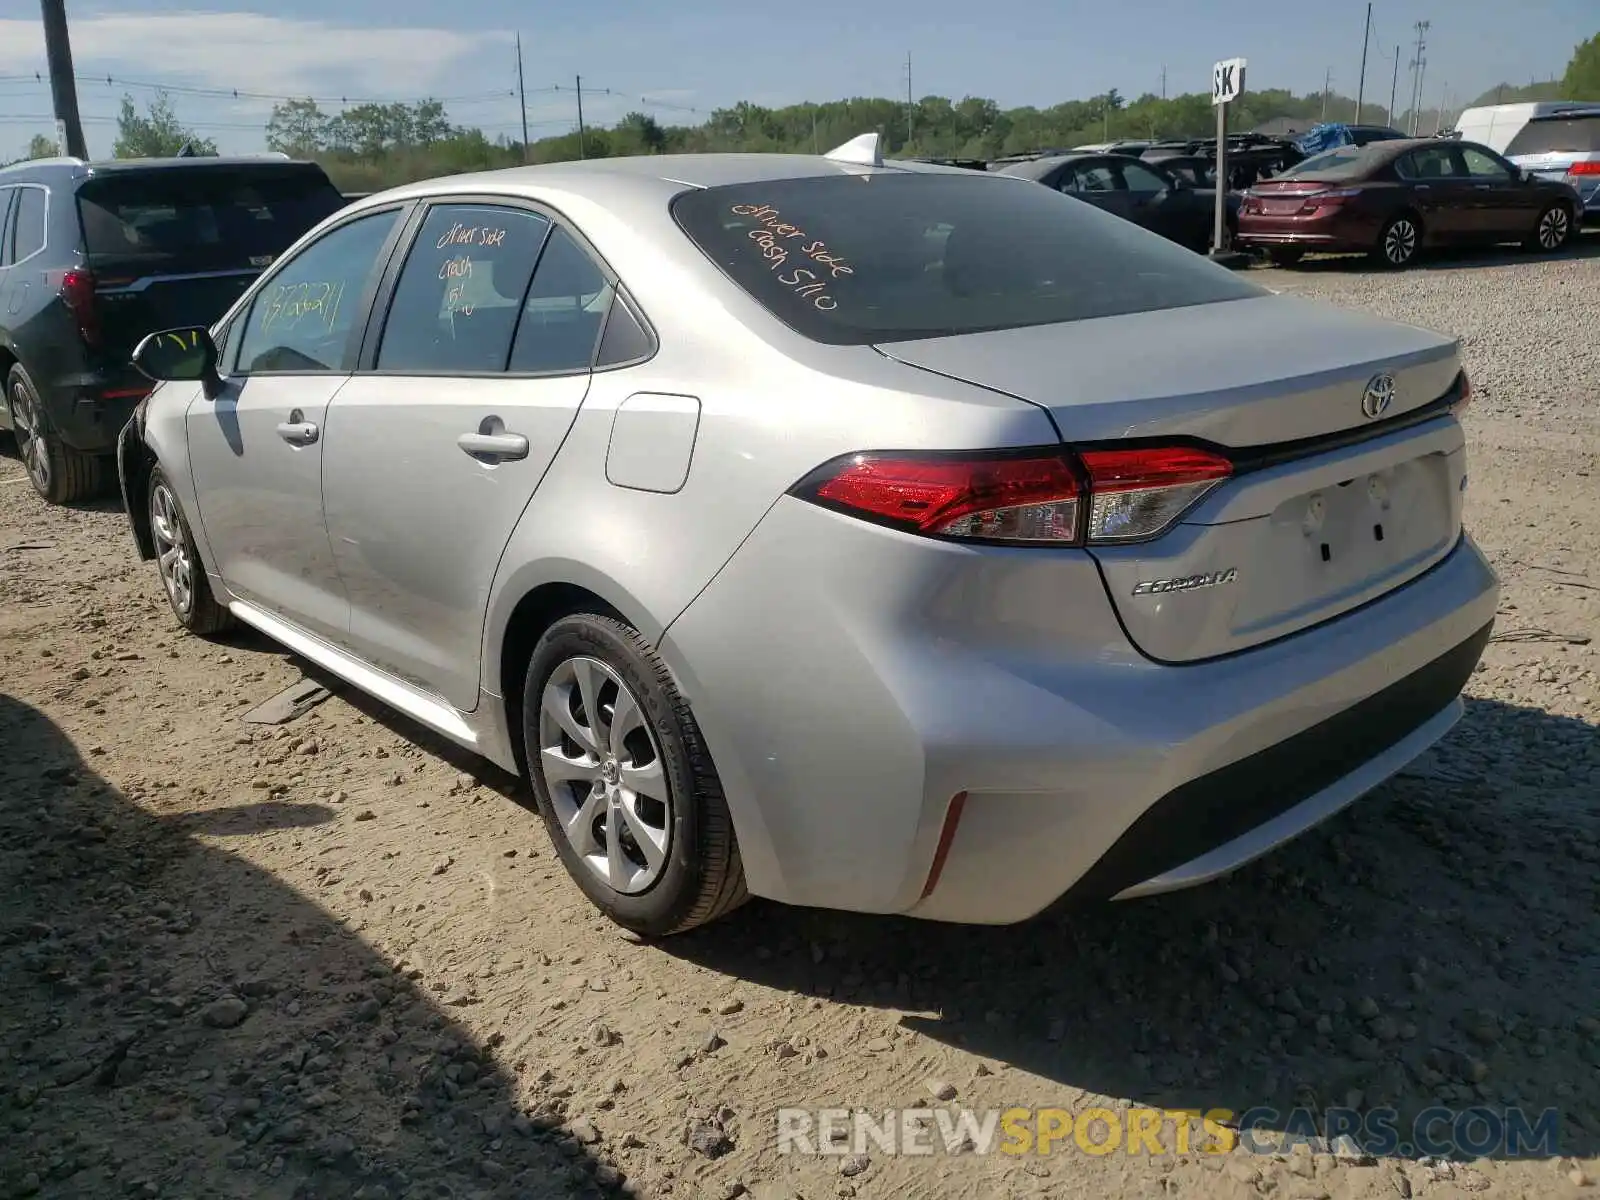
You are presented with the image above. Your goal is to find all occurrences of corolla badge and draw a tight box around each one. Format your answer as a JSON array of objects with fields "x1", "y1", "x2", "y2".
[
  {"x1": 1362, "y1": 373, "x2": 1396, "y2": 420},
  {"x1": 1131, "y1": 568, "x2": 1238, "y2": 596}
]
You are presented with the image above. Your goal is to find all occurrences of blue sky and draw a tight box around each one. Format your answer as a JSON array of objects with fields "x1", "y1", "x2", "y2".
[{"x1": 0, "y1": 0, "x2": 1593, "y2": 159}]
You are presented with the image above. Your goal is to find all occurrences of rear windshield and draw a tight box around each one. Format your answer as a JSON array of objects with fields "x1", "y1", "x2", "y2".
[
  {"x1": 1504, "y1": 116, "x2": 1600, "y2": 157},
  {"x1": 1276, "y1": 146, "x2": 1380, "y2": 178},
  {"x1": 75, "y1": 166, "x2": 346, "y2": 270},
  {"x1": 670, "y1": 172, "x2": 1262, "y2": 345}
]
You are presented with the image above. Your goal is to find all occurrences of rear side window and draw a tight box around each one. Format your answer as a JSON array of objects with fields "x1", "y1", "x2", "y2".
[
  {"x1": 11, "y1": 187, "x2": 46, "y2": 261},
  {"x1": 0, "y1": 189, "x2": 14, "y2": 267},
  {"x1": 1504, "y1": 116, "x2": 1600, "y2": 156},
  {"x1": 507, "y1": 227, "x2": 613, "y2": 374},
  {"x1": 75, "y1": 167, "x2": 346, "y2": 272},
  {"x1": 376, "y1": 204, "x2": 553, "y2": 374},
  {"x1": 671, "y1": 172, "x2": 1262, "y2": 346}
]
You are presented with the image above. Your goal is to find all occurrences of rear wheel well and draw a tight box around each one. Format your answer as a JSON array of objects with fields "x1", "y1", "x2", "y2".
[{"x1": 498, "y1": 583, "x2": 626, "y2": 774}]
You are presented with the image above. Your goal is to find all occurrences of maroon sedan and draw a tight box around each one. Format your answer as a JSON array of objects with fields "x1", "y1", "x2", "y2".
[{"x1": 1236, "y1": 137, "x2": 1583, "y2": 267}]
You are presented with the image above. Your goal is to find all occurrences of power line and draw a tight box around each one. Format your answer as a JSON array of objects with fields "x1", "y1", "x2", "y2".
[{"x1": 0, "y1": 70, "x2": 518, "y2": 108}]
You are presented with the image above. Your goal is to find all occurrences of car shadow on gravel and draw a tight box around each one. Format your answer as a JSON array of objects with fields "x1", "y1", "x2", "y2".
[
  {"x1": 0, "y1": 693, "x2": 625, "y2": 1200},
  {"x1": 664, "y1": 695, "x2": 1600, "y2": 1166}
]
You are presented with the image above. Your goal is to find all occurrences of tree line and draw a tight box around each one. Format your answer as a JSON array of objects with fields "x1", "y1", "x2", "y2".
[{"x1": 6, "y1": 32, "x2": 1597, "y2": 182}]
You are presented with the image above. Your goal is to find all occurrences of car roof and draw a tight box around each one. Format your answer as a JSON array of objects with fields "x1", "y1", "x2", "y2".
[
  {"x1": 340, "y1": 152, "x2": 1006, "y2": 216},
  {"x1": 0, "y1": 154, "x2": 325, "y2": 184}
]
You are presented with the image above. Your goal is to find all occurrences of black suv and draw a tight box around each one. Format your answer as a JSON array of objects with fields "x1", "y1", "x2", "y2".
[{"x1": 0, "y1": 155, "x2": 347, "y2": 503}]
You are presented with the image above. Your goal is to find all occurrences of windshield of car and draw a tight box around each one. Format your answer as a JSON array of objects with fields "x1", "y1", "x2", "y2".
[
  {"x1": 76, "y1": 166, "x2": 347, "y2": 271},
  {"x1": 670, "y1": 171, "x2": 1263, "y2": 346},
  {"x1": 1275, "y1": 146, "x2": 1379, "y2": 178},
  {"x1": 1504, "y1": 115, "x2": 1600, "y2": 157}
]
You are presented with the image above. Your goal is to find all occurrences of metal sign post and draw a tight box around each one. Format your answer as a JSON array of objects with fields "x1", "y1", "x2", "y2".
[{"x1": 1210, "y1": 57, "x2": 1247, "y2": 262}]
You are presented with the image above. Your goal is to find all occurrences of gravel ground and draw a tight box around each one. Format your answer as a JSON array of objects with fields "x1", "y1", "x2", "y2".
[{"x1": 2, "y1": 236, "x2": 1598, "y2": 1200}]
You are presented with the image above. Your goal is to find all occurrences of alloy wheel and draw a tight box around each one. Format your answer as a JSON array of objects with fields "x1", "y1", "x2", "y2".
[
  {"x1": 9, "y1": 379, "x2": 50, "y2": 494},
  {"x1": 538, "y1": 655, "x2": 672, "y2": 895},
  {"x1": 149, "y1": 481, "x2": 195, "y2": 618},
  {"x1": 1538, "y1": 206, "x2": 1570, "y2": 250},
  {"x1": 1384, "y1": 219, "x2": 1418, "y2": 265}
]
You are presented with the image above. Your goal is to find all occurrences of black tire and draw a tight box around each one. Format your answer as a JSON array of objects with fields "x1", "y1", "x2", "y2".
[
  {"x1": 1526, "y1": 203, "x2": 1573, "y2": 253},
  {"x1": 147, "y1": 466, "x2": 234, "y2": 636},
  {"x1": 6, "y1": 363, "x2": 105, "y2": 504},
  {"x1": 1372, "y1": 213, "x2": 1421, "y2": 268},
  {"x1": 1266, "y1": 247, "x2": 1305, "y2": 267},
  {"x1": 522, "y1": 613, "x2": 746, "y2": 936}
]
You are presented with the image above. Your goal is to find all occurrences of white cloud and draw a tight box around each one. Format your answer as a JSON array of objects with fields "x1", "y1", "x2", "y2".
[{"x1": 0, "y1": 11, "x2": 510, "y2": 101}]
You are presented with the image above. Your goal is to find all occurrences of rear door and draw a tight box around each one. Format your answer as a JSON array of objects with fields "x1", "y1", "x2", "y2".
[
  {"x1": 1117, "y1": 159, "x2": 1208, "y2": 249},
  {"x1": 321, "y1": 199, "x2": 612, "y2": 711},
  {"x1": 75, "y1": 163, "x2": 347, "y2": 366},
  {"x1": 1392, "y1": 144, "x2": 1475, "y2": 239}
]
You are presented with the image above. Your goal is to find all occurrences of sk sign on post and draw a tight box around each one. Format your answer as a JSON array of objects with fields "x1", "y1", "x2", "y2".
[{"x1": 1212, "y1": 57, "x2": 1247, "y2": 106}]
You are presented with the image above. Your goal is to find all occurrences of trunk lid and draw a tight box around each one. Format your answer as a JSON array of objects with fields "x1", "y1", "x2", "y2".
[
  {"x1": 876, "y1": 293, "x2": 1467, "y2": 662},
  {"x1": 1245, "y1": 178, "x2": 1349, "y2": 214},
  {"x1": 74, "y1": 163, "x2": 347, "y2": 362}
]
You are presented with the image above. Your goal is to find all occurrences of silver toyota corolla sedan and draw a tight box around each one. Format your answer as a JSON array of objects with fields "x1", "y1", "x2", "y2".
[{"x1": 117, "y1": 136, "x2": 1499, "y2": 936}]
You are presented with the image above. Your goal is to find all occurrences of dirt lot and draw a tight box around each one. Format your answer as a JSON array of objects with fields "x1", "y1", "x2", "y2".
[{"x1": 3, "y1": 241, "x2": 1599, "y2": 1200}]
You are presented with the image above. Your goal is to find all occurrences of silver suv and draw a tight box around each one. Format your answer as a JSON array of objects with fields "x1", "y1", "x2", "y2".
[{"x1": 1505, "y1": 111, "x2": 1600, "y2": 225}]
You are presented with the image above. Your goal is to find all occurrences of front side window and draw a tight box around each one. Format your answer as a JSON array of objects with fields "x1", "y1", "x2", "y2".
[
  {"x1": 1459, "y1": 146, "x2": 1513, "y2": 179},
  {"x1": 1118, "y1": 162, "x2": 1171, "y2": 194},
  {"x1": 672, "y1": 172, "x2": 1263, "y2": 346},
  {"x1": 11, "y1": 187, "x2": 46, "y2": 261},
  {"x1": 376, "y1": 203, "x2": 553, "y2": 373},
  {"x1": 235, "y1": 208, "x2": 400, "y2": 374}
]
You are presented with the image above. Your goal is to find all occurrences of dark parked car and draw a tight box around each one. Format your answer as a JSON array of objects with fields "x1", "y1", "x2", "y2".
[
  {"x1": 1235, "y1": 137, "x2": 1584, "y2": 268},
  {"x1": 995, "y1": 153, "x2": 1237, "y2": 253},
  {"x1": 0, "y1": 155, "x2": 346, "y2": 502},
  {"x1": 1144, "y1": 133, "x2": 1305, "y2": 190}
]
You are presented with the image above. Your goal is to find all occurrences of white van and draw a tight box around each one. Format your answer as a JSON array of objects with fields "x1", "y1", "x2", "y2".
[{"x1": 1451, "y1": 101, "x2": 1600, "y2": 154}]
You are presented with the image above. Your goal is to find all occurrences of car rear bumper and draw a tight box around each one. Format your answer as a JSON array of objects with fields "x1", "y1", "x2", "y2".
[
  {"x1": 660, "y1": 497, "x2": 1499, "y2": 924},
  {"x1": 41, "y1": 370, "x2": 151, "y2": 454},
  {"x1": 1236, "y1": 210, "x2": 1383, "y2": 254}
]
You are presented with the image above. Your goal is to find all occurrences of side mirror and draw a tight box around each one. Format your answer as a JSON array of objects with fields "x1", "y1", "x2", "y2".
[{"x1": 133, "y1": 326, "x2": 222, "y2": 400}]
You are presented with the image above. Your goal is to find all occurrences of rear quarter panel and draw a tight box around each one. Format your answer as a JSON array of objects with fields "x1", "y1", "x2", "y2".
[{"x1": 478, "y1": 184, "x2": 1059, "y2": 692}]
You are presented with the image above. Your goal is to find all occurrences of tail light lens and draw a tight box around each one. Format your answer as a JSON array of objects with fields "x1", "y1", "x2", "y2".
[
  {"x1": 1302, "y1": 187, "x2": 1362, "y2": 212},
  {"x1": 792, "y1": 444, "x2": 1232, "y2": 546},
  {"x1": 52, "y1": 268, "x2": 102, "y2": 347},
  {"x1": 1079, "y1": 447, "x2": 1233, "y2": 543},
  {"x1": 1567, "y1": 162, "x2": 1600, "y2": 176}
]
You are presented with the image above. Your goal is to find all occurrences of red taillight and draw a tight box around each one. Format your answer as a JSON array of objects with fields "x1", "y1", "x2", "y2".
[
  {"x1": 1567, "y1": 161, "x2": 1600, "y2": 176},
  {"x1": 794, "y1": 444, "x2": 1232, "y2": 546},
  {"x1": 1300, "y1": 187, "x2": 1363, "y2": 213},
  {"x1": 55, "y1": 268, "x2": 102, "y2": 347}
]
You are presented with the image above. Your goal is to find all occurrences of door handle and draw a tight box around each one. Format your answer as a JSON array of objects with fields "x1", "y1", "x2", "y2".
[
  {"x1": 276, "y1": 420, "x2": 319, "y2": 446},
  {"x1": 457, "y1": 431, "x2": 529, "y2": 462}
]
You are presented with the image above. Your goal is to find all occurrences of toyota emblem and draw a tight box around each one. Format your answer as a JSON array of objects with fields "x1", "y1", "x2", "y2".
[{"x1": 1362, "y1": 373, "x2": 1396, "y2": 420}]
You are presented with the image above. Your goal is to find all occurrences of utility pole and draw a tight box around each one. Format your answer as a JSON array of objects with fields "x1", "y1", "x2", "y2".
[
  {"x1": 905, "y1": 52, "x2": 913, "y2": 147},
  {"x1": 39, "y1": 0, "x2": 87, "y2": 158},
  {"x1": 1407, "y1": 20, "x2": 1429, "y2": 136},
  {"x1": 1160, "y1": 65, "x2": 1167, "y2": 100},
  {"x1": 515, "y1": 33, "x2": 529, "y2": 162},
  {"x1": 575, "y1": 74, "x2": 586, "y2": 159},
  {"x1": 1321, "y1": 69, "x2": 1332, "y2": 122},
  {"x1": 1434, "y1": 81, "x2": 1448, "y2": 134},
  {"x1": 1356, "y1": 2, "x2": 1372, "y2": 122},
  {"x1": 1388, "y1": 45, "x2": 1401, "y2": 126}
]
